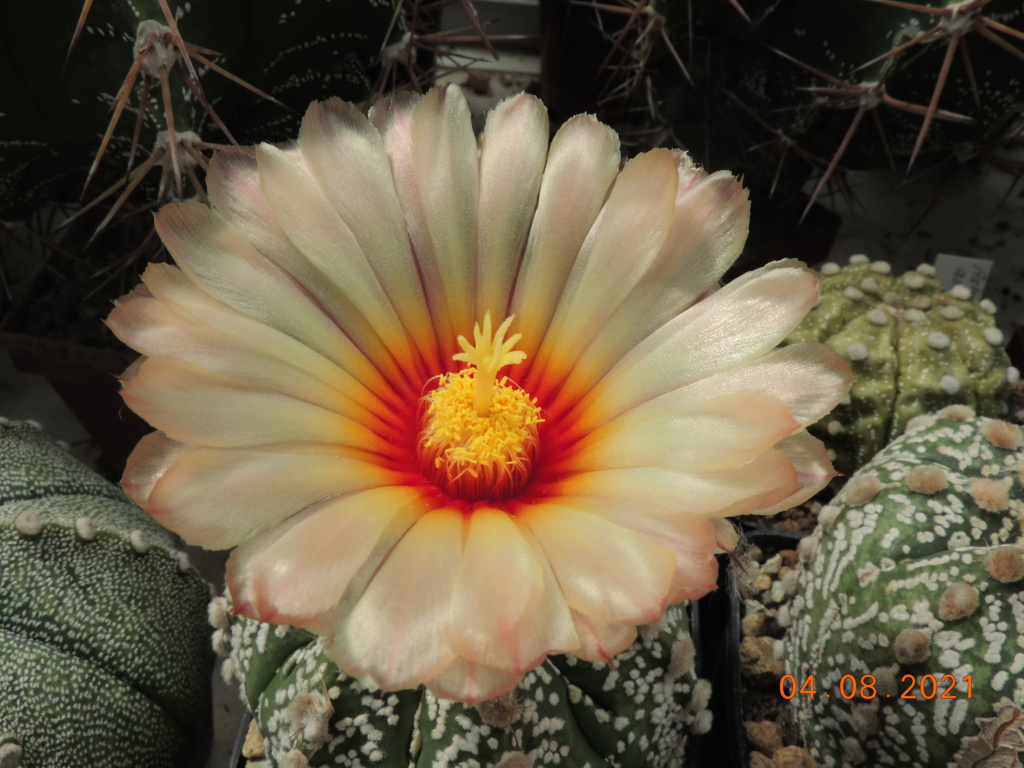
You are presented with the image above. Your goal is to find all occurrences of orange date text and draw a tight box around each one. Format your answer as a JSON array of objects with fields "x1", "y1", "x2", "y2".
[{"x1": 779, "y1": 674, "x2": 973, "y2": 700}]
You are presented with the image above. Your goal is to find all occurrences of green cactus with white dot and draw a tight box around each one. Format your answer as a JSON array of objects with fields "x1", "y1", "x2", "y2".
[
  {"x1": 783, "y1": 408, "x2": 1024, "y2": 768},
  {"x1": 784, "y1": 255, "x2": 1016, "y2": 477},
  {"x1": 0, "y1": 420, "x2": 215, "y2": 768},
  {"x1": 216, "y1": 598, "x2": 710, "y2": 768}
]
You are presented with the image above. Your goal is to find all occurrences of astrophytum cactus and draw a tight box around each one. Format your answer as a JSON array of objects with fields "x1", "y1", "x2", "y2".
[
  {"x1": 784, "y1": 407, "x2": 1024, "y2": 767},
  {"x1": 0, "y1": 419, "x2": 215, "y2": 768},
  {"x1": 216, "y1": 595, "x2": 711, "y2": 768},
  {"x1": 784, "y1": 255, "x2": 1016, "y2": 476}
]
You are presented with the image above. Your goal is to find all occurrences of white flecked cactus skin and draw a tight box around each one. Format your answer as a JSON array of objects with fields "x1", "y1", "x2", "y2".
[
  {"x1": 216, "y1": 598, "x2": 711, "y2": 768},
  {"x1": 0, "y1": 419, "x2": 215, "y2": 768},
  {"x1": 784, "y1": 255, "x2": 1017, "y2": 477},
  {"x1": 784, "y1": 408, "x2": 1024, "y2": 768}
]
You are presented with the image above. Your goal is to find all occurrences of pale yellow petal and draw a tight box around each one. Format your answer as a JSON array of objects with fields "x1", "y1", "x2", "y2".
[
  {"x1": 425, "y1": 657, "x2": 523, "y2": 705},
  {"x1": 120, "y1": 431, "x2": 192, "y2": 507}
]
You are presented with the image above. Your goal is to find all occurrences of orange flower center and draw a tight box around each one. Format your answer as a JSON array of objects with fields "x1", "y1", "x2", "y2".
[{"x1": 418, "y1": 313, "x2": 543, "y2": 502}]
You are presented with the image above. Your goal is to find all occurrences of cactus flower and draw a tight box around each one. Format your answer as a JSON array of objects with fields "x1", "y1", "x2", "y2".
[{"x1": 108, "y1": 84, "x2": 851, "y2": 703}]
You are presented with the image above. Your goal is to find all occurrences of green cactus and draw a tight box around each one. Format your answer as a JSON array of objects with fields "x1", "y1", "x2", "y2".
[
  {"x1": 0, "y1": 419, "x2": 216, "y2": 768},
  {"x1": 783, "y1": 254, "x2": 1016, "y2": 476},
  {"x1": 217, "y1": 598, "x2": 711, "y2": 767},
  {"x1": 783, "y1": 407, "x2": 1024, "y2": 767}
]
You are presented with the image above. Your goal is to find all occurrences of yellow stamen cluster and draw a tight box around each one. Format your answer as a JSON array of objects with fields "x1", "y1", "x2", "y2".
[{"x1": 419, "y1": 314, "x2": 543, "y2": 501}]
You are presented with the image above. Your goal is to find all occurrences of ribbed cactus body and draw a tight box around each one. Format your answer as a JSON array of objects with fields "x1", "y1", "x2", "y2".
[
  {"x1": 784, "y1": 409, "x2": 1024, "y2": 767},
  {"x1": 0, "y1": 420, "x2": 215, "y2": 768},
  {"x1": 784, "y1": 255, "x2": 1016, "y2": 475},
  {"x1": 219, "y1": 600, "x2": 710, "y2": 768}
]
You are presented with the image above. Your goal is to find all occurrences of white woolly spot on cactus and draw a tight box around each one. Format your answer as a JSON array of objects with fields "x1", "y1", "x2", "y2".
[
  {"x1": 903, "y1": 308, "x2": 926, "y2": 322},
  {"x1": 279, "y1": 749, "x2": 310, "y2": 768},
  {"x1": 982, "y1": 327, "x2": 1004, "y2": 346},
  {"x1": 0, "y1": 417, "x2": 9, "y2": 426},
  {"x1": 827, "y1": 448, "x2": 837, "y2": 461},
  {"x1": 979, "y1": 298, "x2": 997, "y2": 314},
  {"x1": 985, "y1": 546, "x2": 1024, "y2": 583},
  {"x1": 872, "y1": 667, "x2": 898, "y2": 697},
  {"x1": 982, "y1": 420, "x2": 1023, "y2": 450},
  {"x1": 208, "y1": 596, "x2": 231, "y2": 629},
  {"x1": 860, "y1": 277, "x2": 881, "y2": 294},
  {"x1": 777, "y1": 604, "x2": 792, "y2": 628},
  {"x1": 912, "y1": 295, "x2": 932, "y2": 310},
  {"x1": 176, "y1": 551, "x2": 191, "y2": 572},
  {"x1": 692, "y1": 709, "x2": 713, "y2": 735},
  {"x1": 55, "y1": 440, "x2": 70, "y2": 451},
  {"x1": 870, "y1": 260, "x2": 891, "y2": 274},
  {"x1": 797, "y1": 534, "x2": 818, "y2": 563},
  {"x1": 936, "y1": 404, "x2": 974, "y2": 421},
  {"x1": 893, "y1": 628, "x2": 930, "y2": 664},
  {"x1": 846, "y1": 342, "x2": 869, "y2": 362},
  {"x1": 926, "y1": 331, "x2": 950, "y2": 350},
  {"x1": 286, "y1": 691, "x2": 332, "y2": 745},
  {"x1": 220, "y1": 657, "x2": 237, "y2": 685},
  {"x1": 843, "y1": 286, "x2": 864, "y2": 301},
  {"x1": 24, "y1": 420, "x2": 41, "y2": 431},
  {"x1": 917, "y1": 263, "x2": 937, "y2": 276},
  {"x1": 1008, "y1": 366, "x2": 1020, "y2": 385},
  {"x1": 866, "y1": 308, "x2": 888, "y2": 326},
  {"x1": 850, "y1": 254, "x2": 870, "y2": 265},
  {"x1": 939, "y1": 375, "x2": 961, "y2": 395},
  {"x1": 939, "y1": 305, "x2": 964, "y2": 320},
  {"x1": 0, "y1": 742, "x2": 22, "y2": 768},
  {"x1": 14, "y1": 510, "x2": 42, "y2": 537},
  {"x1": 129, "y1": 529, "x2": 150, "y2": 553},
  {"x1": 821, "y1": 262, "x2": 841, "y2": 276},
  {"x1": 970, "y1": 478, "x2": 1010, "y2": 512},
  {"x1": 691, "y1": 678, "x2": 712, "y2": 711},
  {"x1": 212, "y1": 627, "x2": 231, "y2": 657},
  {"x1": 827, "y1": 419, "x2": 844, "y2": 435},
  {"x1": 818, "y1": 505, "x2": 841, "y2": 530},
  {"x1": 903, "y1": 273, "x2": 926, "y2": 289},
  {"x1": 938, "y1": 582, "x2": 979, "y2": 621},
  {"x1": 905, "y1": 465, "x2": 948, "y2": 495},
  {"x1": 843, "y1": 474, "x2": 883, "y2": 506},
  {"x1": 667, "y1": 639, "x2": 695, "y2": 680},
  {"x1": 476, "y1": 692, "x2": 522, "y2": 728},
  {"x1": 73, "y1": 515, "x2": 96, "y2": 541},
  {"x1": 842, "y1": 736, "x2": 867, "y2": 764},
  {"x1": 950, "y1": 285, "x2": 971, "y2": 300}
]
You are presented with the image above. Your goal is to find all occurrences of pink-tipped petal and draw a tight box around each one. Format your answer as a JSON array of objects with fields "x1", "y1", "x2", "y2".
[
  {"x1": 122, "y1": 355, "x2": 390, "y2": 453},
  {"x1": 255, "y1": 142, "x2": 420, "y2": 379},
  {"x1": 549, "y1": 447, "x2": 800, "y2": 519},
  {"x1": 570, "y1": 611, "x2": 638, "y2": 664},
  {"x1": 568, "y1": 390, "x2": 800, "y2": 473},
  {"x1": 373, "y1": 85, "x2": 478, "y2": 358},
  {"x1": 298, "y1": 98, "x2": 439, "y2": 371},
  {"x1": 475, "y1": 93, "x2": 550, "y2": 320},
  {"x1": 227, "y1": 486, "x2": 429, "y2": 634},
  {"x1": 529, "y1": 149, "x2": 679, "y2": 392},
  {"x1": 564, "y1": 166, "x2": 750, "y2": 391},
  {"x1": 447, "y1": 508, "x2": 546, "y2": 673},
  {"x1": 518, "y1": 503, "x2": 675, "y2": 625},
  {"x1": 509, "y1": 114, "x2": 621, "y2": 363},
  {"x1": 330, "y1": 507, "x2": 464, "y2": 691},
  {"x1": 147, "y1": 445, "x2": 398, "y2": 550},
  {"x1": 748, "y1": 430, "x2": 837, "y2": 516},
  {"x1": 121, "y1": 431, "x2": 192, "y2": 507},
  {"x1": 426, "y1": 657, "x2": 524, "y2": 705},
  {"x1": 135, "y1": 263, "x2": 392, "y2": 414},
  {"x1": 569, "y1": 260, "x2": 821, "y2": 421}
]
